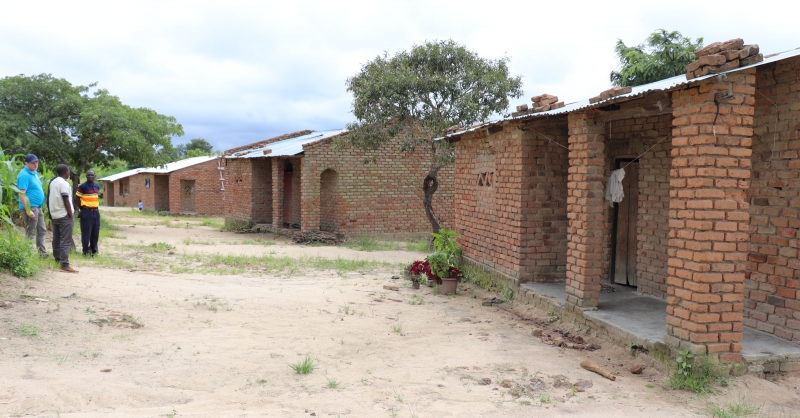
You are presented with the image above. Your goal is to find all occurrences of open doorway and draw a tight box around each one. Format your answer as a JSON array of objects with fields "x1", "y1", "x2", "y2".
[
  {"x1": 180, "y1": 179, "x2": 196, "y2": 213},
  {"x1": 283, "y1": 161, "x2": 293, "y2": 226},
  {"x1": 319, "y1": 169, "x2": 339, "y2": 232},
  {"x1": 610, "y1": 159, "x2": 639, "y2": 287}
]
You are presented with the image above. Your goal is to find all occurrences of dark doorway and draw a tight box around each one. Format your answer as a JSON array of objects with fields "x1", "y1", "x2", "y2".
[
  {"x1": 154, "y1": 175, "x2": 170, "y2": 211},
  {"x1": 180, "y1": 179, "x2": 196, "y2": 213},
  {"x1": 283, "y1": 161, "x2": 293, "y2": 225},
  {"x1": 320, "y1": 169, "x2": 339, "y2": 232},
  {"x1": 611, "y1": 160, "x2": 639, "y2": 287}
]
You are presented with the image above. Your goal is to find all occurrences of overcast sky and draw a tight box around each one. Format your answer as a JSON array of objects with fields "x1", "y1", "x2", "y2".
[{"x1": 1, "y1": 0, "x2": 797, "y2": 151}]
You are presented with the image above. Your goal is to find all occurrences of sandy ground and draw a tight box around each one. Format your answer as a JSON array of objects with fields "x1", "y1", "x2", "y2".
[{"x1": 1, "y1": 209, "x2": 799, "y2": 417}]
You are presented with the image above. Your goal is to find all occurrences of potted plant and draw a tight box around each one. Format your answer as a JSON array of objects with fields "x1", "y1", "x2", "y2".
[
  {"x1": 408, "y1": 260, "x2": 429, "y2": 289},
  {"x1": 408, "y1": 229, "x2": 464, "y2": 294}
]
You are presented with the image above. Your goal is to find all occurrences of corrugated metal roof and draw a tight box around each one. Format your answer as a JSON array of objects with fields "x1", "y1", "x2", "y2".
[
  {"x1": 441, "y1": 47, "x2": 800, "y2": 140},
  {"x1": 226, "y1": 129, "x2": 346, "y2": 159},
  {"x1": 98, "y1": 156, "x2": 217, "y2": 182}
]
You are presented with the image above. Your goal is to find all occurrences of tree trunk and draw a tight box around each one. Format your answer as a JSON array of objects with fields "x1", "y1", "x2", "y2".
[{"x1": 422, "y1": 165, "x2": 442, "y2": 234}]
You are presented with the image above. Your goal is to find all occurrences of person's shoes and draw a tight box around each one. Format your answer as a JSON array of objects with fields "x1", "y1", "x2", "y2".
[{"x1": 60, "y1": 266, "x2": 78, "y2": 273}]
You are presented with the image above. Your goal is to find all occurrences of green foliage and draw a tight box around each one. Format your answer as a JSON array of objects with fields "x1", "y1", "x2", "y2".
[
  {"x1": 432, "y1": 228, "x2": 461, "y2": 257},
  {"x1": 668, "y1": 349, "x2": 715, "y2": 394},
  {"x1": 0, "y1": 150, "x2": 39, "y2": 277},
  {"x1": 341, "y1": 40, "x2": 523, "y2": 232},
  {"x1": 0, "y1": 227, "x2": 39, "y2": 277},
  {"x1": 172, "y1": 138, "x2": 215, "y2": 161},
  {"x1": 610, "y1": 29, "x2": 704, "y2": 87},
  {"x1": 704, "y1": 397, "x2": 760, "y2": 418},
  {"x1": 0, "y1": 74, "x2": 183, "y2": 192},
  {"x1": 288, "y1": 355, "x2": 316, "y2": 374}
]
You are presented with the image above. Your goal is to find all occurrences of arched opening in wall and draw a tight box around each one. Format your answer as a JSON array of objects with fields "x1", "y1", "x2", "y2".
[
  {"x1": 319, "y1": 168, "x2": 339, "y2": 232},
  {"x1": 283, "y1": 160, "x2": 293, "y2": 225}
]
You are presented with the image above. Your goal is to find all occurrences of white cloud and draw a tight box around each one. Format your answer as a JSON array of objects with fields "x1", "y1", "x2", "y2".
[{"x1": 2, "y1": 0, "x2": 797, "y2": 151}]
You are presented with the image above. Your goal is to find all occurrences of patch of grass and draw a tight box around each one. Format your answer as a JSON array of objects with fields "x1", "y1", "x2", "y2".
[
  {"x1": 341, "y1": 237, "x2": 400, "y2": 252},
  {"x1": 459, "y1": 264, "x2": 494, "y2": 291},
  {"x1": 391, "y1": 324, "x2": 403, "y2": 333},
  {"x1": 288, "y1": 354, "x2": 316, "y2": 374},
  {"x1": 500, "y1": 285, "x2": 514, "y2": 303},
  {"x1": 239, "y1": 238, "x2": 277, "y2": 246},
  {"x1": 71, "y1": 252, "x2": 134, "y2": 270},
  {"x1": 538, "y1": 394, "x2": 552, "y2": 404},
  {"x1": 704, "y1": 397, "x2": 760, "y2": 418},
  {"x1": 200, "y1": 218, "x2": 225, "y2": 230},
  {"x1": 100, "y1": 216, "x2": 122, "y2": 231},
  {"x1": 408, "y1": 295, "x2": 424, "y2": 305},
  {"x1": 183, "y1": 238, "x2": 215, "y2": 245},
  {"x1": 17, "y1": 323, "x2": 39, "y2": 336},
  {"x1": 173, "y1": 253, "x2": 394, "y2": 276},
  {"x1": 121, "y1": 314, "x2": 144, "y2": 328},
  {"x1": 405, "y1": 239, "x2": 429, "y2": 252},
  {"x1": 667, "y1": 350, "x2": 717, "y2": 394},
  {"x1": 326, "y1": 377, "x2": 340, "y2": 388}
]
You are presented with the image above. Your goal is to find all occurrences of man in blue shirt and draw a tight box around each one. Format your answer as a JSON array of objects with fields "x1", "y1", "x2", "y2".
[{"x1": 17, "y1": 154, "x2": 48, "y2": 257}]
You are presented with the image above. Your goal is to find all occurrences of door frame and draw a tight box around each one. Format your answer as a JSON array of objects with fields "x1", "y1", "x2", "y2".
[{"x1": 609, "y1": 157, "x2": 639, "y2": 286}]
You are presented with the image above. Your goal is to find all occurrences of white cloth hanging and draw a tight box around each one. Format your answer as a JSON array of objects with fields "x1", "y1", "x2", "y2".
[{"x1": 605, "y1": 168, "x2": 626, "y2": 207}]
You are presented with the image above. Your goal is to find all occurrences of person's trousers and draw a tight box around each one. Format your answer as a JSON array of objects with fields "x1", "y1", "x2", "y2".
[
  {"x1": 22, "y1": 207, "x2": 47, "y2": 256},
  {"x1": 51, "y1": 216, "x2": 74, "y2": 268},
  {"x1": 79, "y1": 209, "x2": 100, "y2": 255}
]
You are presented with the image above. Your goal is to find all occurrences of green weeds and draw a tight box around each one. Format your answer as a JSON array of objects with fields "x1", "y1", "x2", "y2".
[
  {"x1": 17, "y1": 323, "x2": 40, "y2": 336},
  {"x1": 704, "y1": 397, "x2": 760, "y2": 418},
  {"x1": 288, "y1": 355, "x2": 316, "y2": 374},
  {"x1": 667, "y1": 349, "x2": 717, "y2": 394}
]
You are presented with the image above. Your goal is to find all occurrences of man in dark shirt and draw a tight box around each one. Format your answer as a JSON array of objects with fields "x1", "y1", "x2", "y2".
[{"x1": 76, "y1": 170, "x2": 101, "y2": 256}]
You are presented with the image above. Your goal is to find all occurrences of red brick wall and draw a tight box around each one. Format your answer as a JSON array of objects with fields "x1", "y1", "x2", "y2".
[
  {"x1": 106, "y1": 173, "x2": 149, "y2": 208},
  {"x1": 454, "y1": 120, "x2": 569, "y2": 283},
  {"x1": 603, "y1": 114, "x2": 673, "y2": 297},
  {"x1": 167, "y1": 159, "x2": 224, "y2": 216},
  {"x1": 747, "y1": 55, "x2": 800, "y2": 342},
  {"x1": 666, "y1": 69, "x2": 755, "y2": 361},
  {"x1": 301, "y1": 134, "x2": 453, "y2": 238},
  {"x1": 223, "y1": 158, "x2": 273, "y2": 223}
]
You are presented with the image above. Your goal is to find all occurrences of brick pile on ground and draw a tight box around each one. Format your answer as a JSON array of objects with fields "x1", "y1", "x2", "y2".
[
  {"x1": 589, "y1": 86, "x2": 632, "y2": 104},
  {"x1": 685, "y1": 38, "x2": 762, "y2": 80},
  {"x1": 511, "y1": 93, "x2": 564, "y2": 117}
]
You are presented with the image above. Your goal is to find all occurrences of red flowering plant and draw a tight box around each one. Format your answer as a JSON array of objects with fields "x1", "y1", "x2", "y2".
[{"x1": 408, "y1": 229, "x2": 464, "y2": 285}]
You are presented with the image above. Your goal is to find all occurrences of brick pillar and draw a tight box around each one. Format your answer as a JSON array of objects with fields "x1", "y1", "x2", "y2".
[
  {"x1": 666, "y1": 69, "x2": 755, "y2": 362},
  {"x1": 271, "y1": 158, "x2": 284, "y2": 230},
  {"x1": 565, "y1": 112, "x2": 606, "y2": 309}
]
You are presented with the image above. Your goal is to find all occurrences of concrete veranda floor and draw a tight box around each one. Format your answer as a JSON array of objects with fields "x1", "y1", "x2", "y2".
[{"x1": 520, "y1": 282, "x2": 800, "y2": 359}]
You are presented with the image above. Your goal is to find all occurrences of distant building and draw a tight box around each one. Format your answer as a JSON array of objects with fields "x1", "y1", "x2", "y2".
[
  {"x1": 99, "y1": 156, "x2": 224, "y2": 215},
  {"x1": 222, "y1": 129, "x2": 453, "y2": 238}
]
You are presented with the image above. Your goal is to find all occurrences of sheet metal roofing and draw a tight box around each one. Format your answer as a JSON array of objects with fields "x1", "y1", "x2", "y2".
[
  {"x1": 98, "y1": 156, "x2": 217, "y2": 182},
  {"x1": 441, "y1": 47, "x2": 800, "y2": 140},
  {"x1": 225, "y1": 129, "x2": 346, "y2": 159}
]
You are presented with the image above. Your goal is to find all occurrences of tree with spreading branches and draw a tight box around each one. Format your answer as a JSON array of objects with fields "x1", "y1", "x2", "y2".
[
  {"x1": 340, "y1": 39, "x2": 523, "y2": 233},
  {"x1": 0, "y1": 74, "x2": 183, "y2": 201},
  {"x1": 610, "y1": 29, "x2": 704, "y2": 87}
]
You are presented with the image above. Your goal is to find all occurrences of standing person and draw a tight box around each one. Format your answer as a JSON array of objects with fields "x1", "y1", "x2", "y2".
[
  {"x1": 138, "y1": 200, "x2": 143, "y2": 212},
  {"x1": 76, "y1": 170, "x2": 100, "y2": 256},
  {"x1": 48, "y1": 164, "x2": 77, "y2": 273},
  {"x1": 16, "y1": 154, "x2": 48, "y2": 257}
]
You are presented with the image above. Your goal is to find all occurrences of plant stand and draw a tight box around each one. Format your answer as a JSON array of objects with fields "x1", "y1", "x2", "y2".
[{"x1": 440, "y1": 278, "x2": 458, "y2": 295}]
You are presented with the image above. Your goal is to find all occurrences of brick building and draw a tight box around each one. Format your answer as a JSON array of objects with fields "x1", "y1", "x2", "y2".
[
  {"x1": 445, "y1": 47, "x2": 800, "y2": 361},
  {"x1": 223, "y1": 129, "x2": 453, "y2": 238},
  {"x1": 100, "y1": 156, "x2": 224, "y2": 215}
]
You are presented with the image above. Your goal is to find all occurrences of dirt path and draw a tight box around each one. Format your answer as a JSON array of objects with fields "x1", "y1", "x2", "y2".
[{"x1": 1, "y1": 209, "x2": 799, "y2": 417}]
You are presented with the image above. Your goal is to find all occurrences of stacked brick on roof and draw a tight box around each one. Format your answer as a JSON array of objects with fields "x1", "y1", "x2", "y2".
[{"x1": 686, "y1": 38, "x2": 762, "y2": 80}]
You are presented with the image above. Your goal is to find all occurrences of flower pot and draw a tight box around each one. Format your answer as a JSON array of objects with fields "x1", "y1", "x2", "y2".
[
  {"x1": 439, "y1": 278, "x2": 458, "y2": 295},
  {"x1": 412, "y1": 281, "x2": 420, "y2": 289}
]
